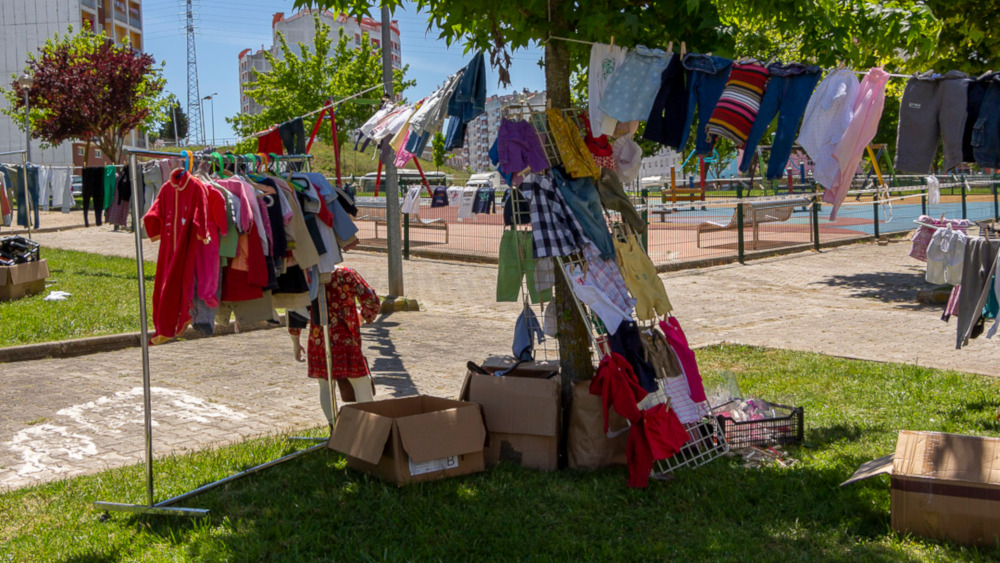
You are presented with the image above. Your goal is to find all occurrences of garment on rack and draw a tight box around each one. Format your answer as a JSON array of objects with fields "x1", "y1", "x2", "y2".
[
  {"x1": 564, "y1": 263, "x2": 631, "y2": 335},
  {"x1": 895, "y1": 71, "x2": 969, "y2": 173},
  {"x1": 612, "y1": 136, "x2": 642, "y2": 185},
  {"x1": 497, "y1": 118, "x2": 550, "y2": 176},
  {"x1": 642, "y1": 52, "x2": 688, "y2": 150},
  {"x1": 599, "y1": 46, "x2": 671, "y2": 123},
  {"x1": 589, "y1": 352, "x2": 689, "y2": 488},
  {"x1": 15, "y1": 165, "x2": 40, "y2": 228},
  {"x1": 512, "y1": 304, "x2": 545, "y2": 360},
  {"x1": 0, "y1": 174, "x2": 10, "y2": 226},
  {"x1": 502, "y1": 187, "x2": 531, "y2": 227},
  {"x1": 258, "y1": 128, "x2": 284, "y2": 155},
  {"x1": 640, "y1": 327, "x2": 705, "y2": 424},
  {"x1": 472, "y1": 186, "x2": 495, "y2": 214},
  {"x1": 659, "y1": 317, "x2": 708, "y2": 403},
  {"x1": 522, "y1": 173, "x2": 587, "y2": 258},
  {"x1": 739, "y1": 63, "x2": 822, "y2": 179},
  {"x1": 596, "y1": 168, "x2": 645, "y2": 234},
  {"x1": 797, "y1": 69, "x2": 860, "y2": 190},
  {"x1": 279, "y1": 117, "x2": 306, "y2": 155},
  {"x1": 288, "y1": 267, "x2": 380, "y2": 380},
  {"x1": 943, "y1": 285, "x2": 961, "y2": 322},
  {"x1": 824, "y1": 67, "x2": 890, "y2": 221},
  {"x1": 444, "y1": 52, "x2": 487, "y2": 150},
  {"x1": 909, "y1": 215, "x2": 969, "y2": 261},
  {"x1": 588, "y1": 42, "x2": 629, "y2": 137},
  {"x1": 431, "y1": 186, "x2": 448, "y2": 208},
  {"x1": 143, "y1": 169, "x2": 210, "y2": 343},
  {"x1": 582, "y1": 241, "x2": 635, "y2": 314},
  {"x1": 681, "y1": 54, "x2": 733, "y2": 155},
  {"x1": 552, "y1": 168, "x2": 615, "y2": 259},
  {"x1": 37, "y1": 166, "x2": 52, "y2": 212},
  {"x1": 458, "y1": 187, "x2": 476, "y2": 219},
  {"x1": 957, "y1": 238, "x2": 1000, "y2": 348},
  {"x1": 925, "y1": 227, "x2": 967, "y2": 285},
  {"x1": 497, "y1": 229, "x2": 550, "y2": 303},
  {"x1": 81, "y1": 166, "x2": 105, "y2": 227},
  {"x1": 609, "y1": 320, "x2": 658, "y2": 392},
  {"x1": 106, "y1": 170, "x2": 132, "y2": 227},
  {"x1": 546, "y1": 109, "x2": 600, "y2": 180},
  {"x1": 103, "y1": 165, "x2": 116, "y2": 211},
  {"x1": 963, "y1": 72, "x2": 998, "y2": 163},
  {"x1": 614, "y1": 233, "x2": 672, "y2": 320},
  {"x1": 408, "y1": 72, "x2": 463, "y2": 150},
  {"x1": 706, "y1": 61, "x2": 770, "y2": 147},
  {"x1": 582, "y1": 121, "x2": 616, "y2": 171},
  {"x1": 926, "y1": 176, "x2": 941, "y2": 206}
]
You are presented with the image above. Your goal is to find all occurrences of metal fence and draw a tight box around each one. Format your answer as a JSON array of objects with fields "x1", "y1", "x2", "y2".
[{"x1": 353, "y1": 174, "x2": 1000, "y2": 268}]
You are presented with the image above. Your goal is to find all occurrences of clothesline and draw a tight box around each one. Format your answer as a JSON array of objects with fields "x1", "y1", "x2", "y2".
[
  {"x1": 545, "y1": 34, "x2": 915, "y2": 79},
  {"x1": 238, "y1": 84, "x2": 384, "y2": 143}
]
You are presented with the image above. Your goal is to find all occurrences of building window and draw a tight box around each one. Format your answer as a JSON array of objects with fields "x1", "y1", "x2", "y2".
[
  {"x1": 94, "y1": 149, "x2": 102, "y2": 159},
  {"x1": 77, "y1": 147, "x2": 85, "y2": 156}
]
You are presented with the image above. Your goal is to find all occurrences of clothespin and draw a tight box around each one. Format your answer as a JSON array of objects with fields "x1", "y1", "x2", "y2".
[
  {"x1": 667, "y1": 41, "x2": 673, "y2": 53},
  {"x1": 680, "y1": 41, "x2": 686, "y2": 57},
  {"x1": 609, "y1": 35, "x2": 614, "y2": 49}
]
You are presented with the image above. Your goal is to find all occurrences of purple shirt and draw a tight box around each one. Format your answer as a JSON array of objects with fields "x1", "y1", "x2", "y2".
[{"x1": 497, "y1": 119, "x2": 550, "y2": 176}]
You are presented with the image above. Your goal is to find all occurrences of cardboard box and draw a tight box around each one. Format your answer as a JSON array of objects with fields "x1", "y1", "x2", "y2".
[
  {"x1": 329, "y1": 395, "x2": 486, "y2": 486},
  {"x1": 460, "y1": 358, "x2": 561, "y2": 471},
  {"x1": 0, "y1": 259, "x2": 48, "y2": 301},
  {"x1": 843, "y1": 430, "x2": 1000, "y2": 546}
]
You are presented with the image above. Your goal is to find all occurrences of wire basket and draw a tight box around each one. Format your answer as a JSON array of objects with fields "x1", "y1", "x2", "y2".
[
  {"x1": 652, "y1": 415, "x2": 730, "y2": 477},
  {"x1": 712, "y1": 400, "x2": 804, "y2": 449}
]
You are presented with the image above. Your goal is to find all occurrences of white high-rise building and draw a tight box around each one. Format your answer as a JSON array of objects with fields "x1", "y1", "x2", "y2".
[
  {"x1": 238, "y1": 10, "x2": 401, "y2": 116},
  {"x1": 0, "y1": 0, "x2": 145, "y2": 168},
  {"x1": 460, "y1": 89, "x2": 546, "y2": 173}
]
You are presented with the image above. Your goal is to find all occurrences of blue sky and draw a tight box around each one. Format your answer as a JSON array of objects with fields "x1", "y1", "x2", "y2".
[{"x1": 141, "y1": 0, "x2": 546, "y2": 143}]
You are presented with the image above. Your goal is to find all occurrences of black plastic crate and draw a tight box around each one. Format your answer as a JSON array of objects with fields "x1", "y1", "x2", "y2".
[{"x1": 712, "y1": 400, "x2": 804, "y2": 449}]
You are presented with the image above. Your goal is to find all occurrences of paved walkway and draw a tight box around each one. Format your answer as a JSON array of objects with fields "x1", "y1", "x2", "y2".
[{"x1": 3, "y1": 229, "x2": 997, "y2": 492}]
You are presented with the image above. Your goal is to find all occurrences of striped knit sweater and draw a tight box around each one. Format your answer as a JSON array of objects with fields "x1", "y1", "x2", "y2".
[{"x1": 706, "y1": 62, "x2": 770, "y2": 147}]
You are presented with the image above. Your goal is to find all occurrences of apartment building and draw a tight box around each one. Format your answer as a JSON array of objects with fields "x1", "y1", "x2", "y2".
[
  {"x1": 459, "y1": 89, "x2": 546, "y2": 173},
  {"x1": 238, "y1": 10, "x2": 401, "y2": 115}
]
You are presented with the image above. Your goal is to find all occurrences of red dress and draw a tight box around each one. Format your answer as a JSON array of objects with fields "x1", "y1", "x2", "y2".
[
  {"x1": 290, "y1": 267, "x2": 380, "y2": 380},
  {"x1": 143, "y1": 169, "x2": 209, "y2": 343}
]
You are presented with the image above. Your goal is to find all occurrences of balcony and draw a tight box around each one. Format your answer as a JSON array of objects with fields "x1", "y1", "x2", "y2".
[{"x1": 129, "y1": 6, "x2": 141, "y2": 28}]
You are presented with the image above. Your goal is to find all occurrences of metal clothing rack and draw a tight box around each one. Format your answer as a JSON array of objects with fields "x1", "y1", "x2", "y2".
[
  {"x1": 0, "y1": 149, "x2": 31, "y2": 237},
  {"x1": 94, "y1": 147, "x2": 324, "y2": 518}
]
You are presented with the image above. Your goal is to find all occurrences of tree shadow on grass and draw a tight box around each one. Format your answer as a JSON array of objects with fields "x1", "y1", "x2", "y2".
[
  {"x1": 102, "y1": 445, "x2": 1000, "y2": 562},
  {"x1": 812, "y1": 267, "x2": 935, "y2": 309}
]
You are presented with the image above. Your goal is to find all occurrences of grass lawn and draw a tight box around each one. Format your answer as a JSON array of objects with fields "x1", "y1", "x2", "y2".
[
  {"x1": 0, "y1": 248, "x2": 155, "y2": 348},
  {"x1": 2, "y1": 345, "x2": 999, "y2": 560}
]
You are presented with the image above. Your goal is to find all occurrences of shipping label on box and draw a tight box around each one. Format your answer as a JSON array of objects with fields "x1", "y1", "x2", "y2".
[{"x1": 409, "y1": 455, "x2": 459, "y2": 476}]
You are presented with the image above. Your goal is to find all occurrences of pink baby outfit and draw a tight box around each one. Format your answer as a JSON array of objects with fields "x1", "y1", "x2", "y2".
[{"x1": 823, "y1": 68, "x2": 890, "y2": 220}]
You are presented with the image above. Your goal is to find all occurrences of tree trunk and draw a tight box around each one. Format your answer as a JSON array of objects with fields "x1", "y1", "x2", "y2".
[{"x1": 543, "y1": 3, "x2": 593, "y2": 451}]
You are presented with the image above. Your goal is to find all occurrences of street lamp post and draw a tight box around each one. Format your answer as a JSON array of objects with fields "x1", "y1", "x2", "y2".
[
  {"x1": 16, "y1": 73, "x2": 34, "y2": 234},
  {"x1": 203, "y1": 92, "x2": 217, "y2": 147}
]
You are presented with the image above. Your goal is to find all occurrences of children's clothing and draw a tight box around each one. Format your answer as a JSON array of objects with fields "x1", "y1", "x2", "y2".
[
  {"x1": 895, "y1": 71, "x2": 969, "y2": 173},
  {"x1": 598, "y1": 46, "x2": 671, "y2": 123},
  {"x1": 588, "y1": 43, "x2": 629, "y2": 136},
  {"x1": 706, "y1": 61, "x2": 770, "y2": 147},
  {"x1": 797, "y1": 69, "x2": 859, "y2": 189},
  {"x1": 615, "y1": 233, "x2": 672, "y2": 320},
  {"x1": 680, "y1": 54, "x2": 733, "y2": 155}
]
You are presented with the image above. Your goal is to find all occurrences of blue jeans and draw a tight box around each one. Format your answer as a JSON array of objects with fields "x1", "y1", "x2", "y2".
[
  {"x1": 972, "y1": 80, "x2": 1000, "y2": 168},
  {"x1": 552, "y1": 169, "x2": 615, "y2": 260},
  {"x1": 680, "y1": 55, "x2": 732, "y2": 155},
  {"x1": 739, "y1": 64, "x2": 821, "y2": 179}
]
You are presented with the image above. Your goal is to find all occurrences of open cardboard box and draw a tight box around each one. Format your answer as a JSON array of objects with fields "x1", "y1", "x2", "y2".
[
  {"x1": 843, "y1": 430, "x2": 1000, "y2": 546},
  {"x1": 329, "y1": 395, "x2": 486, "y2": 486},
  {"x1": 460, "y1": 356, "x2": 561, "y2": 471},
  {"x1": 0, "y1": 259, "x2": 48, "y2": 301}
]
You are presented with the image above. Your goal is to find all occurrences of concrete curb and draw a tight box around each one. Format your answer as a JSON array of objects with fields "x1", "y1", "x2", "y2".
[
  {"x1": 0, "y1": 317, "x2": 284, "y2": 364},
  {"x1": 6, "y1": 224, "x2": 88, "y2": 237}
]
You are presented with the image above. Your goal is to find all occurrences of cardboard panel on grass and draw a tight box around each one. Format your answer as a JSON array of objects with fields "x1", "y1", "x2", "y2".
[
  {"x1": 329, "y1": 396, "x2": 486, "y2": 486},
  {"x1": 0, "y1": 260, "x2": 48, "y2": 301},
  {"x1": 843, "y1": 430, "x2": 1000, "y2": 546}
]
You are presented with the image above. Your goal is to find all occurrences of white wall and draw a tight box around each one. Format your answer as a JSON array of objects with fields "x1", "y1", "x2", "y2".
[{"x1": 0, "y1": 0, "x2": 78, "y2": 166}]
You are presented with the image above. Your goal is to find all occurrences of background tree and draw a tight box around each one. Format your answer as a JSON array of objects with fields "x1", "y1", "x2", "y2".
[
  {"x1": 431, "y1": 132, "x2": 447, "y2": 173},
  {"x1": 228, "y1": 14, "x2": 414, "y2": 152},
  {"x1": 158, "y1": 98, "x2": 189, "y2": 146},
  {"x1": 295, "y1": 0, "x2": 945, "y2": 385},
  {"x1": 1, "y1": 27, "x2": 168, "y2": 164}
]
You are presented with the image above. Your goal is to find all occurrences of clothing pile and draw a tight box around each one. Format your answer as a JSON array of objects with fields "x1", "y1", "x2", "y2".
[{"x1": 142, "y1": 163, "x2": 359, "y2": 345}]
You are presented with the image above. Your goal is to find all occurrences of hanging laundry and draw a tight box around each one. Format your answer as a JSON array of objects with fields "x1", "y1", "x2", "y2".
[
  {"x1": 596, "y1": 168, "x2": 644, "y2": 234},
  {"x1": 278, "y1": 117, "x2": 306, "y2": 155},
  {"x1": 614, "y1": 233, "x2": 672, "y2": 320},
  {"x1": 431, "y1": 186, "x2": 449, "y2": 208},
  {"x1": 401, "y1": 186, "x2": 422, "y2": 215},
  {"x1": 521, "y1": 173, "x2": 588, "y2": 258},
  {"x1": 962, "y1": 71, "x2": 998, "y2": 163},
  {"x1": 739, "y1": 63, "x2": 822, "y2": 179},
  {"x1": 81, "y1": 166, "x2": 105, "y2": 227},
  {"x1": 797, "y1": 69, "x2": 860, "y2": 190},
  {"x1": 502, "y1": 187, "x2": 531, "y2": 227},
  {"x1": 926, "y1": 175, "x2": 941, "y2": 205},
  {"x1": 497, "y1": 229, "x2": 550, "y2": 303},
  {"x1": 512, "y1": 304, "x2": 545, "y2": 360},
  {"x1": 496, "y1": 118, "x2": 549, "y2": 176},
  {"x1": 582, "y1": 241, "x2": 635, "y2": 315},
  {"x1": 546, "y1": 109, "x2": 600, "y2": 179},
  {"x1": 49, "y1": 167, "x2": 72, "y2": 213},
  {"x1": 258, "y1": 128, "x2": 284, "y2": 154},
  {"x1": 971, "y1": 78, "x2": 1000, "y2": 168},
  {"x1": 472, "y1": 186, "x2": 496, "y2": 214},
  {"x1": 658, "y1": 316, "x2": 708, "y2": 404},
  {"x1": 407, "y1": 72, "x2": 464, "y2": 155},
  {"x1": 643, "y1": 52, "x2": 689, "y2": 150},
  {"x1": 680, "y1": 54, "x2": 733, "y2": 155},
  {"x1": 895, "y1": 71, "x2": 969, "y2": 173},
  {"x1": 564, "y1": 263, "x2": 631, "y2": 335},
  {"x1": 612, "y1": 136, "x2": 642, "y2": 185},
  {"x1": 925, "y1": 227, "x2": 968, "y2": 285},
  {"x1": 458, "y1": 186, "x2": 477, "y2": 219},
  {"x1": 909, "y1": 215, "x2": 970, "y2": 261},
  {"x1": 824, "y1": 67, "x2": 890, "y2": 221},
  {"x1": 956, "y1": 238, "x2": 1000, "y2": 348},
  {"x1": 37, "y1": 166, "x2": 52, "y2": 212},
  {"x1": 106, "y1": 169, "x2": 132, "y2": 227},
  {"x1": 551, "y1": 168, "x2": 615, "y2": 259},
  {"x1": 706, "y1": 61, "x2": 770, "y2": 147},
  {"x1": 444, "y1": 52, "x2": 487, "y2": 150},
  {"x1": 447, "y1": 185, "x2": 462, "y2": 206},
  {"x1": 609, "y1": 320, "x2": 659, "y2": 392},
  {"x1": 598, "y1": 46, "x2": 671, "y2": 124},
  {"x1": 588, "y1": 42, "x2": 629, "y2": 137}
]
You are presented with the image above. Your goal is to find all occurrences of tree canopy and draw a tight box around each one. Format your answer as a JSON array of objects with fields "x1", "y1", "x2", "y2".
[
  {"x1": 2, "y1": 27, "x2": 168, "y2": 164},
  {"x1": 227, "y1": 14, "x2": 414, "y2": 152},
  {"x1": 157, "y1": 98, "x2": 189, "y2": 145}
]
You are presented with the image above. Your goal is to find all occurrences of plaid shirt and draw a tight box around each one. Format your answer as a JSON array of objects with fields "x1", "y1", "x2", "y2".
[
  {"x1": 522, "y1": 173, "x2": 587, "y2": 258},
  {"x1": 583, "y1": 241, "x2": 635, "y2": 314}
]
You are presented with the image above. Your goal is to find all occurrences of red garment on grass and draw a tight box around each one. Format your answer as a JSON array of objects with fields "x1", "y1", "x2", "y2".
[
  {"x1": 143, "y1": 169, "x2": 210, "y2": 342},
  {"x1": 258, "y1": 129, "x2": 284, "y2": 155},
  {"x1": 590, "y1": 352, "x2": 690, "y2": 488},
  {"x1": 289, "y1": 267, "x2": 380, "y2": 380}
]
